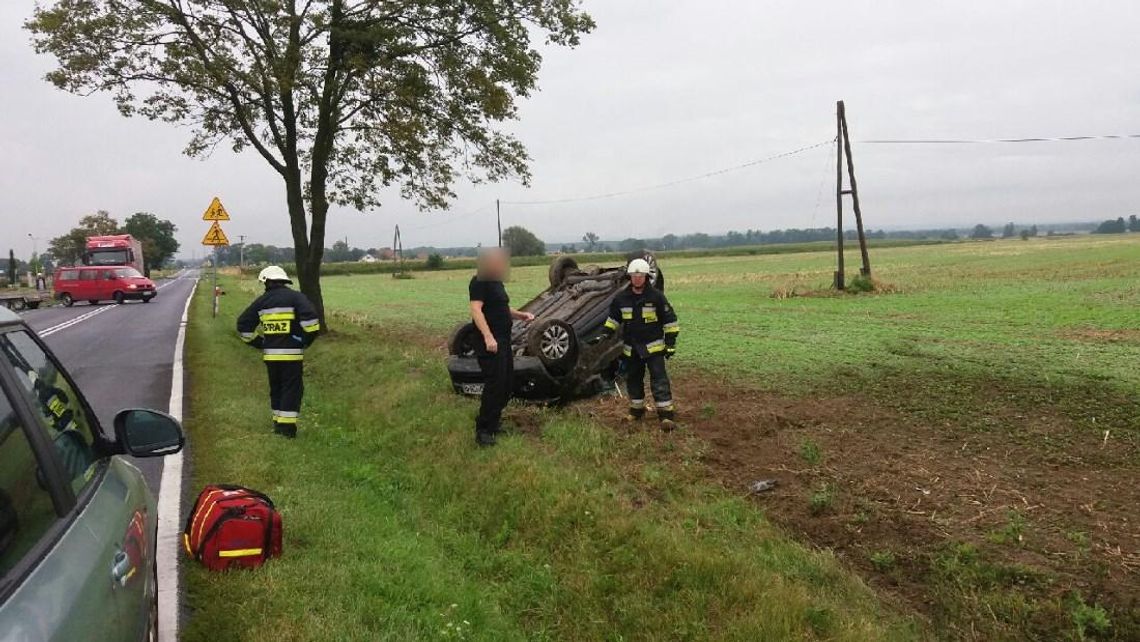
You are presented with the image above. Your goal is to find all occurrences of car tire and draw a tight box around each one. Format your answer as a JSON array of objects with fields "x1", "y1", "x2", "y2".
[
  {"x1": 142, "y1": 297, "x2": 152, "y2": 303},
  {"x1": 26, "y1": 301, "x2": 40, "y2": 310},
  {"x1": 60, "y1": 293, "x2": 74, "y2": 307},
  {"x1": 548, "y1": 256, "x2": 579, "y2": 288},
  {"x1": 448, "y1": 322, "x2": 481, "y2": 358},
  {"x1": 113, "y1": 292, "x2": 125, "y2": 305},
  {"x1": 623, "y1": 250, "x2": 665, "y2": 292},
  {"x1": 527, "y1": 318, "x2": 578, "y2": 373}
]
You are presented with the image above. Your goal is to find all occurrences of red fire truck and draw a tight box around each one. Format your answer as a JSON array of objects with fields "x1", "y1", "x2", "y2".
[{"x1": 84, "y1": 235, "x2": 145, "y2": 274}]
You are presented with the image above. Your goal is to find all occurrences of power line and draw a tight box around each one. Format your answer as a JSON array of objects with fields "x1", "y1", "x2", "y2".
[
  {"x1": 860, "y1": 133, "x2": 1140, "y2": 145},
  {"x1": 501, "y1": 139, "x2": 834, "y2": 206}
]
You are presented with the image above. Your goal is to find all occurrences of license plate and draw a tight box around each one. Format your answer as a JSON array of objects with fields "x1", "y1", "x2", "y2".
[{"x1": 461, "y1": 383, "x2": 484, "y2": 395}]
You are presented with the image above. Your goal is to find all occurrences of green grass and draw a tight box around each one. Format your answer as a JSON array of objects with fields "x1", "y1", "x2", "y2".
[
  {"x1": 185, "y1": 233, "x2": 1140, "y2": 640},
  {"x1": 182, "y1": 281, "x2": 912, "y2": 641}
]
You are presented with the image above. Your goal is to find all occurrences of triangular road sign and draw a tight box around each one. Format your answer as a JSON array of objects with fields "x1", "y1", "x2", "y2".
[
  {"x1": 201, "y1": 197, "x2": 231, "y2": 221},
  {"x1": 201, "y1": 222, "x2": 230, "y2": 246}
]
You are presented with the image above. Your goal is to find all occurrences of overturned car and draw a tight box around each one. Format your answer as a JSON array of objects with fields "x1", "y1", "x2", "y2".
[{"x1": 447, "y1": 252, "x2": 664, "y2": 403}]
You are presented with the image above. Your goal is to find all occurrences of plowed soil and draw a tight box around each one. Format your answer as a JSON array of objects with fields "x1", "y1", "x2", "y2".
[{"x1": 575, "y1": 368, "x2": 1140, "y2": 638}]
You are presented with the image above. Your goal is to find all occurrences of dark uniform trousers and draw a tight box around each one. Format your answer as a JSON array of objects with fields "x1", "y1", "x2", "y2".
[
  {"x1": 626, "y1": 352, "x2": 672, "y2": 413},
  {"x1": 267, "y1": 361, "x2": 304, "y2": 427},
  {"x1": 476, "y1": 340, "x2": 513, "y2": 434}
]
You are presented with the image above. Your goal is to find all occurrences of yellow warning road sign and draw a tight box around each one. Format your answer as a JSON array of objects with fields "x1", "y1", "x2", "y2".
[
  {"x1": 201, "y1": 197, "x2": 231, "y2": 221},
  {"x1": 201, "y1": 222, "x2": 230, "y2": 246}
]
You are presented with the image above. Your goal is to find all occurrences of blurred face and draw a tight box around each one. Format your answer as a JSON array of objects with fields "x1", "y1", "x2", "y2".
[
  {"x1": 477, "y1": 249, "x2": 510, "y2": 280},
  {"x1": 630, "y1": 273, "x2": 648, "y2": 289}
]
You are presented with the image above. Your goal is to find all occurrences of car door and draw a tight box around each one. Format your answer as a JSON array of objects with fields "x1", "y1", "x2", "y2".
[
  {"x1": 77, "y1": 269, "x2": 99, "y2": 302},
  {"x1": 0, "y1": 328, "x2": 145, "y2": 641}
]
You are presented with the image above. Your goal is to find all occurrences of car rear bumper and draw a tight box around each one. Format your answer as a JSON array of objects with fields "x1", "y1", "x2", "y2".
[{"x1": 447, "y1": 355, "x2": 562, "y2": 402}]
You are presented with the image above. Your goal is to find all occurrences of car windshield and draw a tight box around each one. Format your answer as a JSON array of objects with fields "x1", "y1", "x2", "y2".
[{"x1": 114, "y1": 268, "x2": 143, "y2": 278}]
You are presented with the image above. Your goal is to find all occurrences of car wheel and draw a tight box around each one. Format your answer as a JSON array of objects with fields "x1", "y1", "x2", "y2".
[
  {"x1": 60, "y1": 293, "x2": 74, "y2": 307},
  {"x1": 624, "y1": 250, "x2": 665, "y2": 292},
  {"x1": 548, "y1": 256, "x2": 579, "y2": 288},
  {"x1": 448, "y1": 322, "x2": 481, "y2": 357},
  {"x1": 142, "y1": 297, "x2": 152, "y2": 303},
  {"x1": 527, "y1": 318, "x2": 578, "y2": 373},
  {"x1": 113, "y1": 292, "x2": 125, "y2": 304}
]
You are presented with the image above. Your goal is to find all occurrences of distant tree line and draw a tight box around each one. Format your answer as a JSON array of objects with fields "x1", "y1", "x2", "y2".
[{"x1": 1092, "y1": 215, "x2": 1139, "y2": 235}]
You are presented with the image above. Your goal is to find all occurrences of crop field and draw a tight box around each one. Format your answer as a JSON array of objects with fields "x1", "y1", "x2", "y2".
[{"x1": 187, "y1": 234, "x2": 1138, "y2": 641}]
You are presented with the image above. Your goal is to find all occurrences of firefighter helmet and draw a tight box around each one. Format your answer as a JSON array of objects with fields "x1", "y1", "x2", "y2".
[
  {"x1": 258, "y1": 265, "x2": 292, "y2": 284},
  {"x1": 627, "y1": 258, "x2": 652, "y2": 275}
]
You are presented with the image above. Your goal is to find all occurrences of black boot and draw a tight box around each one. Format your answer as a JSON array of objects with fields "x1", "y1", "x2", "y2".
[
  {"x1": 273, "y1": 422, "x2": 297, "y2": 439},
  {"x1": 476, "y1": 431, "x2": 497, "y2": 447},
  {"x1": 623, "y1": 407, "x2": 646, "y2": 422},
  {"x1": 658, "y1": 408, "x2": 677, "y2": 433}
]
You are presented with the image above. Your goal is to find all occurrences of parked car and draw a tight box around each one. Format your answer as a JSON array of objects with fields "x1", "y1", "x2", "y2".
[
  {"x1": 54, "y1": 266, "x2": 157, "y2": 306},
  {"x1": 447, "y1": 251, "x2": 664, "y2": 402},
  {"x1": 0, "y1": 305, "x2": 184, "y2": 640}
]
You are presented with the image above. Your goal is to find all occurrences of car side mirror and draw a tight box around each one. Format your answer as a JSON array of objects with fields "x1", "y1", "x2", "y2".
[{"x1": 114, "y1": 409, "x2": 185, "y2": 457}]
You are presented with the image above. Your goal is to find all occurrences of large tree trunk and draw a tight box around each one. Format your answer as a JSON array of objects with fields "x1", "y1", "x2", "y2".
[{"x1": 284, "y1": 171, "x2": 327, "y2": 329}]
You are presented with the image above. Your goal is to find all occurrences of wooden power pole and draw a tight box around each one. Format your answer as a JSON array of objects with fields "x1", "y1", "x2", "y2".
[
  {"x1": 496, "y1": 199, "x2": 503, "y2": 248},
  {"x1": 834, "y1": 100, "x2": 872, "y2": 290}
]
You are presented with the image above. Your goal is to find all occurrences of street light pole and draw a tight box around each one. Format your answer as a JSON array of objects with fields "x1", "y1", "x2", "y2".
[{"x1": 238, "y1": 234, "x2": 246, "y2": 280}]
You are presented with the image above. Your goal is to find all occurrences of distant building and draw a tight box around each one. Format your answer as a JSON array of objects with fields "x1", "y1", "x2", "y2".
[{"x1": 359, "y1": 254, "x2": 378, "y2": 263}]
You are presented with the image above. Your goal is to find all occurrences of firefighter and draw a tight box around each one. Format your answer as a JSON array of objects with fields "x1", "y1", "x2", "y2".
[
  {"x1": 236, "y1": 266, "x2": 320, "y2": 438},
  {"x1": 468, "y1": 248, "x2": 534, "y2": 447},
  {"x1": 596, "y1": 259, "x2": 680, "y2": 430}
]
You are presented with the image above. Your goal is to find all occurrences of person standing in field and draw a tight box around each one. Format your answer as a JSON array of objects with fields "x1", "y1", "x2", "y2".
[
  {"x1": 236, "y1": 266, "x2": 321, "y2": 439},
  {"x1": 596, "y1": 258, "x2": 680, "y2": 430},
  {"x1": 469, "y1": 248, "x2": 534, "y2": 447}
]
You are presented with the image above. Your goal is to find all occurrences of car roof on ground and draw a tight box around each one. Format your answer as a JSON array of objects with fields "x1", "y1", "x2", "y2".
[{"x1": 0, "y1": 306, "x2": 22, "y2": 326}]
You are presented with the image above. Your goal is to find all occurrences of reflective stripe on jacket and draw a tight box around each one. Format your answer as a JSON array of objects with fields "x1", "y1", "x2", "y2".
[
  {"x1": 236, "y1": 285, "x2": 320, "y2": 361},
  {"x1": 601, "y1": 285, "x2": 679, "y2": 359}
]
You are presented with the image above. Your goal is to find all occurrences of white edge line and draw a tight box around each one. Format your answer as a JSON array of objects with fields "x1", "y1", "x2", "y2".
[{"x1": 157, "y1": 276, "x2": 198, "y2": 642}]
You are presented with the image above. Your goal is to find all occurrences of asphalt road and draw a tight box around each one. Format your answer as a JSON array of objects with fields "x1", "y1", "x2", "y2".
[{"x1": 21, "y1": 270, "x2": 199, "y2": 491}]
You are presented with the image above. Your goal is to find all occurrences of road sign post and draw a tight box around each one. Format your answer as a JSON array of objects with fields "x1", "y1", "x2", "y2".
[{"x1": 200, "y1": 197, "x2": 232, "y2": 318}]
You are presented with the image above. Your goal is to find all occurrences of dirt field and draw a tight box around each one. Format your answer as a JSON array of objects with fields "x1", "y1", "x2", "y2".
[{"x1": 571, "y1": 364, "x2": 1139, "y2": 640}]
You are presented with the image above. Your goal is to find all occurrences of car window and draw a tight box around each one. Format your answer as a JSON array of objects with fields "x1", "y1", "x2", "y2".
[
  {"x1": 0, "y1": 390, "x2": 57, "y2": 578},
  {"x1": 79, "y1": 270, "x2": 97, "y2": 281},
  {"x1": 0, "y1": 332, "x2": 98, "y2": 494}
]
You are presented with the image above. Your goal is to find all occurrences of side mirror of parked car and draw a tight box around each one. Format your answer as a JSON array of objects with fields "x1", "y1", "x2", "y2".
[{"x1": 114, "y1": 408, "x2": 185, "y2": 457}]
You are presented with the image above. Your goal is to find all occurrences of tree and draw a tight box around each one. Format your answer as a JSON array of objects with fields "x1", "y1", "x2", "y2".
[
  {"x1": 6, "y1": 250, "x2": 15, "y2": 285},
  {"x1": 1129, "y1": 215, "x2": 1139, "y2": 232},
  {"x1": 1001, "y1": 222, "x2": 1016, "y2": 238},
  {"x1": 49, "y1": 211, "x2": 120, "y2": 265},
  {"x1": 618, "y1": 238, "x2": 646, "y2": 253},
  {"x1": 1093, "y1": 218, "x2": 1127, "y2": 234},
  {"x1": 582, "y1": 232, "x2": 599, "y2": 251},
  {"x1": 1020, "y1": 229, "x2": 1030, "y2": 241},
  {"x1": 29, "y1": 1, "x2": 594, "y2": 325},
  {"x1": 501, "y1": 226, "x2": 546, "y2": 256},
  {"x1": 123, "y1": 212, "x2": 180, "y2": 275},
  {"x1": 970, "y1": 224, "x2": 994, "y2": 239}
]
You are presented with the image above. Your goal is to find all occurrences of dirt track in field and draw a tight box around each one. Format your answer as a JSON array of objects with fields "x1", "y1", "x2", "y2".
[{"x1": 573, "y1": 369, "x2": 1140, "y2": 637}]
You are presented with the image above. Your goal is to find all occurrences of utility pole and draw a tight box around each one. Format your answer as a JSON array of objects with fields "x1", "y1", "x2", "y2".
[
  {"x1": 496, "y1": 199, "x2": 502, "y2": 248},
  {"x1": 834, "y1": 100, "x2": 872, "y2": 290},
  {"x1": 238, "y1": 234, "x2": 246, "y2": 280}
]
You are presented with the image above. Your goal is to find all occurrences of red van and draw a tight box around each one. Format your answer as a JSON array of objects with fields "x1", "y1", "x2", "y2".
[{"x1": 53, "y1": 266, "x2": 157, "y2": 306}]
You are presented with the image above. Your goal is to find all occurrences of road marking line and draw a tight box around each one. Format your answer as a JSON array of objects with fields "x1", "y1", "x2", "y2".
[
  {"x1": 39, "y1": 305, "x2": 115, "y2": 337},
  {"x1": 157, "y1": 277, "x2": 197, "y2": 642}
]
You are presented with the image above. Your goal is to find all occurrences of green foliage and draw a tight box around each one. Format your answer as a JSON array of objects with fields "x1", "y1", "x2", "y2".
[
  {"x1": 809, "y1": 485, "x2": 835, "y2": 515},
  {"x1": 988, "y1": 509, "x2": 1027, "y2": 546},
  {"x1": 581, "y1": 231, "x2": 599, "y2": 251},
  {"x1": 971, "y1": 224, "x2": 994, "y2": 239},
  {"x1": 28, "y1": 0, "x2": 595, "y2": 315},
  {"x1": 799, "y1": 438, "x2": 822, "y2": 465},
  {"x1": 869, "y1": 550, "x2": 896, "y2": 572},
  {"x1": 123, "y1": 212, "x2": 179, "y2": 275},
  {"x1": 500, "y1": 225, "x2": 546, "y2": 257},
  {"x1": 47, "y1": 211, "x2": 119, "y2": 266},
  {"x1": 1093, "y1": 217, "x2": 1128, "y2": 234},
  {"x1": 846, "y1": 274, "x2": 876, "y2": 293},
  {"x1": 1068, "y1": 592, "x2": 1111, "y2": 640},
  {"x1": 425, "y1": 253, "x2": 445, "y2": 270}
]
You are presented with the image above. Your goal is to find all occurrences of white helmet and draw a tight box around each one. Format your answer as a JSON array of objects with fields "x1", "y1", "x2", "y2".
[
  {"x1": 258, "y1": 265, "x2": 292, "y2": 284},
  {"x1": 627, "y1": 258, "x2": 652, "y2": 275}
]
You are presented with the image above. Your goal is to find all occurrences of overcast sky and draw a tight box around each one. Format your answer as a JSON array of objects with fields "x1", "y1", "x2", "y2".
[{"x1": 2, "y1": 1, "x2": 1138, "y2": 258}]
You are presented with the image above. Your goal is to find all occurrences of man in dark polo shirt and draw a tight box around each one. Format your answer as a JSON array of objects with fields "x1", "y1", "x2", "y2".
[{"x1": 469, "y1": 248, "x2": 534, "y2": 446}]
